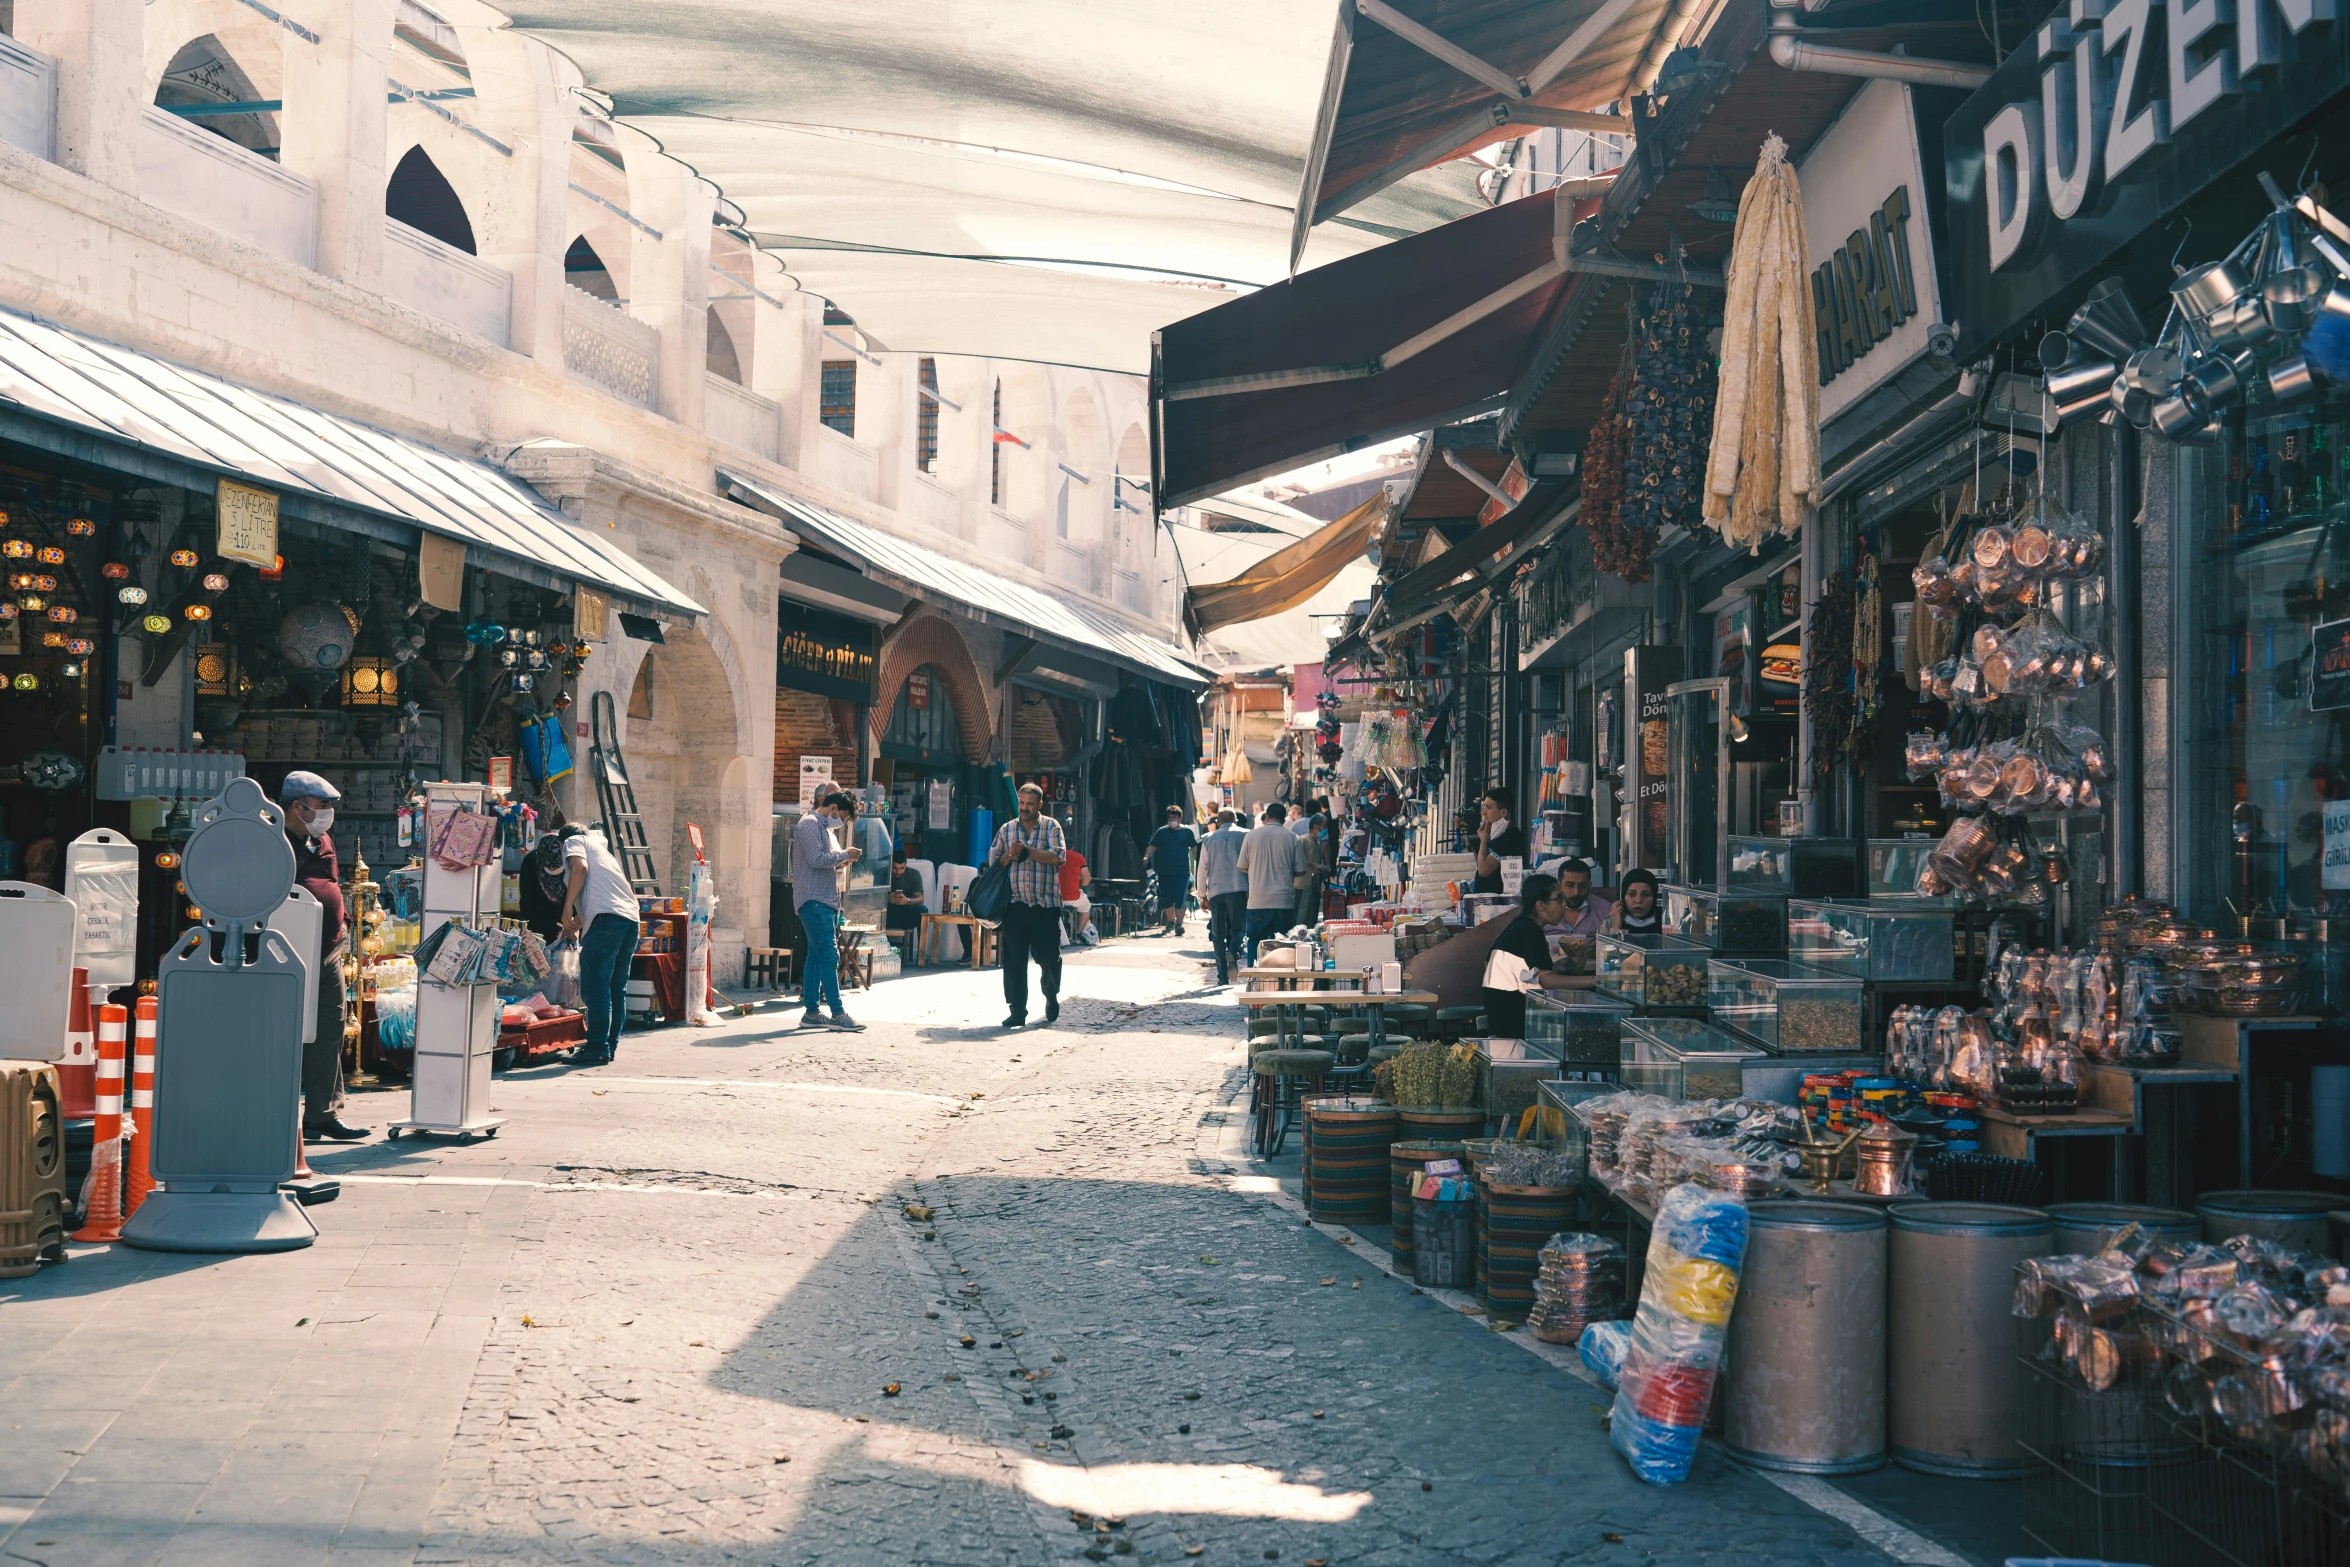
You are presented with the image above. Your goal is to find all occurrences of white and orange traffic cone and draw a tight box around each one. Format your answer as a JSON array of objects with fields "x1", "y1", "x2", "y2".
[
  {"x1": 71, "y1": 1003, "x2": 127, "y2": 1242},
  {"x1": 124, "y1": 998, "x2": 157, "y2": 1219},
  {"x1": 57, "y1": 968, "x2": 95, "y2": 1120}
]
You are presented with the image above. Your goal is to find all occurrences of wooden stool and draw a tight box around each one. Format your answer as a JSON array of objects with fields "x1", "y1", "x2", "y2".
[
  {"x1": 745, "y1": 946, "x2": 791, "y2": 993},
  {"x1": 1249, "y1": 1048, "x2": 1333, "y2": 1159}
]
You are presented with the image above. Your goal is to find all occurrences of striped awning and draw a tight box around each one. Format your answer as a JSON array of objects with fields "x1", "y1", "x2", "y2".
[{"x1": 0, "y1": 306, "x2": 703, "y2": 619}]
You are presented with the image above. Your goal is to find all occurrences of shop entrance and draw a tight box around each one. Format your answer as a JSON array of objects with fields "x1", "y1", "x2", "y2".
[{"x1": 878, "y1": 664, "x2": 970, "y2": 863}]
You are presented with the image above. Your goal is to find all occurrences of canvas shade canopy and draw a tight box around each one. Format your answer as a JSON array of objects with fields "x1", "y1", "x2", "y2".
[
  {"x1": 1153, "y1": 187, "x2": 1571, "y2": 507},
  {"x1": 1184, "y1": 491, "x2": 1381, "y2": 637},
  {"x1": 496, "y1": 0, "x2": 1488, "y2": 373},
  {"x1": 1174, "y1": 521, "x2": 1375, "y2": 672}
]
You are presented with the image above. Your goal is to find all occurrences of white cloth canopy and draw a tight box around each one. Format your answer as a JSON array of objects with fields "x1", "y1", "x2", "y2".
[
  {"x1": 497, "y1": 0, "x2": 1486, "y2": 371},
  {"x1": 1173, "y1": 522, "x2": 1373, "y2": 672}
]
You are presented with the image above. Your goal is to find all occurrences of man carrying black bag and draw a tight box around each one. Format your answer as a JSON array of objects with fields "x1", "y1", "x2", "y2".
[{"x1": 987, "y1": 781, "x2": 1066, "y2": 1029}]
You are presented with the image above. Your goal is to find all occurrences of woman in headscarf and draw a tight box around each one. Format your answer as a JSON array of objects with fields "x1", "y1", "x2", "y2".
[{"x1": 1608, "y1": 869, "x2": 1664, "y2": 934}]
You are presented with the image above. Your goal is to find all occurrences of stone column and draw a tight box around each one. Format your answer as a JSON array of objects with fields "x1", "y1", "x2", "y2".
[
  {"x1": 748, "y1": 251, "x2": 806, "y2": 468},
  {"x1": 18, "y1": 0, "x2": 143, "y2": 193},
  {"x1": 624, "y1": 138, "x2": 713, "y2": 429},
  {"x1": 277, "y1": 0, "x2": 391, "y2": 289},
  {"x1": 454, "y1": 26, "x2": 572, "y2": 368}
]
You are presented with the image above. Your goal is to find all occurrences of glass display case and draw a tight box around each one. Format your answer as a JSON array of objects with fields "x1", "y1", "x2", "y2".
[
  {"x1": 1665, "y1": 678, "x2": 1731, "y2": 888},
  {"x1": 1525, "y1": 991, "x2": 1635, "y2": 1066},
  {"x1": 1620, "y1": 1017, "x2": 1765, "y2": 1101},
  {"x1": 1478, "y1": 1038, "x2": 1563, "y2": 1133},
  {"x1": 1661, "y1": 883, "x2": 1786, "y2": 954},
  {"x1": 1868, "y1": 838, "x2": 1936, "y2": 898},
  {"x1": 1706, "y1": 959, "x2": 1866, "y2": 1053},
  {"x1": 1594, "y1": 932, "x2": 1711, "y2": 1008},
  {"x1": 1726, "y1": 836, "x2": 1866, "y2": 898},
  {"x1": 1786, "y1": 897, "x2": 1956, "y2": 981}
]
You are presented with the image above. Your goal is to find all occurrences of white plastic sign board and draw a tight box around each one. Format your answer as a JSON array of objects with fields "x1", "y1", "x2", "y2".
[
  {"x1": 798, "y1": 755, "x2": 832, "y2": 811},
  {"x1": 64, "y1": 828, "x2": 140, "y2": 987},
  {"x1": 2326, "y1": 800, "x2": 2350, "y2": 891},
  {"x1": 0, "y1": 881, "x2": 75, "y2": 1060},
  {"x1": 928, "y1": 779, "x2": 951, "y2": 830},
  {"x1": 269, "y1": 885, "x2": 324, "y2": 1044}
]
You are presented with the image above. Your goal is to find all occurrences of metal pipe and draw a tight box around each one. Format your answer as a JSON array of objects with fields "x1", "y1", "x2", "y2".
[
  {"x1": 1765, "y1": 1, "x2": 1991, "y2": 89},
  {"x1": 2109, "y1": 418, "x2": 2142, "y2": 897},
  {"x1": 1632, "y1": 0, "x2": 1711, "y2": 94},
  {"x1": 1799, "y1": 503, "x2": 1820, "y2": 836}
]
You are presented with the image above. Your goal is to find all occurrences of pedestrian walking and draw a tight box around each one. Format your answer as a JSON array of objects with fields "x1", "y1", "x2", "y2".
[
  {"x1": 1237, "y1": 800, "x2": 1304, "y2": 965},
  {"x1": 1197, "y1": 808, "x2": 1249, "y2": 984},
  {"x1": 1145, "y1": 804, "x2": 1197, "y2": 936},
  {"x1": 560, "y1": 821, "x2": 643, "y2": 1065},
  {"x1": 791, "y1": 791, "x2": 866, "y2": 1031},
  {"x1": 989, "y1": 781, "x2": 1067, "y2": 1027},
  {"x1": 1291, "y1": 802, "x2": 1327, "y2": 929},
  {"x1": 281, "y1": 771, "x2": 367, "y2": 1142}
]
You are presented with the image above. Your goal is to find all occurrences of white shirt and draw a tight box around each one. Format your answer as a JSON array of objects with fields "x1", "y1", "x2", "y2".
[{"x1": 566, "y1": 830, "x2": 640, "y2": 927}]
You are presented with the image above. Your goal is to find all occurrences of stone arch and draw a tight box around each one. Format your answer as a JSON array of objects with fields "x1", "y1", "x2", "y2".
[
  {"x1": 565, "y1": 235, "x2": 619, "y2": 301},
  {"x1": 386, "y1": 145, "x2": 476, "y2": 253},
  {"x1": 870, "y1": 614, "x2": 989, "y2": 764},
  {"x1": 153, "y1": 32, "x2": 279, "y2": 157},
  {"x1": 996, "y1": 364, "x2": 1052, "y2": 520}
]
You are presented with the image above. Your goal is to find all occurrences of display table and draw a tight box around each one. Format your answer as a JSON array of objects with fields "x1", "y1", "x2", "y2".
[
  {"x1": 2086, "y1": 1062, "x2": 2240, "y2": 1208},
  {"x1": 1975, "y1": 1101, "x2": 2132, "y2": 1165},
  {"x1": 1235, "y1": 966, "x2": 1374, "y2": 990},
  {"x1": 1239, "y1": 988, "x2": 1436, "y2": 1050},
  {"x1": 2177, "y1": 1014, "x2": 2323, "y2": 1188},
  {"x1": 919, "y1": 912, "x2": 997, "y2": 968}
]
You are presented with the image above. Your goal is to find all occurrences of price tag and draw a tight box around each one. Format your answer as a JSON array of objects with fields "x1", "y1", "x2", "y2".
[{"x1": 215, "y1": 478, "x2": 280, "y2": 567}]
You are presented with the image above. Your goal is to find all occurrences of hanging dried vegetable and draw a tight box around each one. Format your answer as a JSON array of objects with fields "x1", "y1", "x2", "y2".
[
  {"x1": 1583, "y1": 373, "x2": 1644, "y2": 580},
  {"x1": 1619, "y1": 281, "x2": 1720, "y2": 540},
  {"x1": 1803, "y1": 568, "x2": 1857, "y2": 786},
  {"x1": 1703, "y1": 133, "x2": 1821, "y2": 549},
  {"x1": 1853, "y1": 551, "x2": 1883, "y2": 745}
]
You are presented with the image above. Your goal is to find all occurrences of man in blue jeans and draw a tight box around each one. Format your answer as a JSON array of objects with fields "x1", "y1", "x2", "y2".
[
  {"x1": 791, "y1": 790, "x2": 866, "y2": 1031},
  {"x1": 560, "y1": 823, "x2": 641, "y2": 1065}
]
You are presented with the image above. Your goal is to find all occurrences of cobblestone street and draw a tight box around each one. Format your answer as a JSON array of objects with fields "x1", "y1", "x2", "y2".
[{"x1": 3, "y1": 929, "x2": 2011, "y2": 1566}]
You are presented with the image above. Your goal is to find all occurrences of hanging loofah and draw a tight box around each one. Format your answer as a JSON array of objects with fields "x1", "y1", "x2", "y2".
[{"x1": 1703, "y1": 134, "x2": 1822, "y2": 550}]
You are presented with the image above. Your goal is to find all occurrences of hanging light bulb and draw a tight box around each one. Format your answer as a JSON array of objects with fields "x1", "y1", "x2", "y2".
[
  {"x1": 117, "y1": 585, "x2": 148, "y2": 606},
  {"x1": 8, "y1": 574, "x2": 32, "y2": 592},
  {"x1": 183, "y1": 604, "x2": 211, "y2": 621},
  {"x1": 0, "y1": 604, "x2": 19, "y2": 622},
  {"x1": 153, "y1": 851, "x2": 180, "y2": 870},
  {"x1": 259, "y1": 554, "x2": 283, "y2": 578},
  {"x1": 60, "y1": 661, "x2": 82, "y2": 678},
  {"x1": 11, "y1": 673, "x2": 37, "y2": 692}
]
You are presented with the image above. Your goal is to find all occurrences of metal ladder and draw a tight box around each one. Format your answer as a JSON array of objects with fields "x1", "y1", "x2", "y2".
[{"x1": 589, "y1": 689, "x2": 660, "y2": 895}]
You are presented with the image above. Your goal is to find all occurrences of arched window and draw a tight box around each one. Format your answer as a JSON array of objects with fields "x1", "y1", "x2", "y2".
[
  {"x1": 706, "y1": 313, "x2": 743, "y2": 384},
  {"x1": 154, "y1": 36, "x2": 278, "y2": 159},
  {"x1": 385, "y1": 146, "x2": 476, "y2": 254},
  {"x1": 565, "y1": 236, "x2": 617, "y2": 301}
]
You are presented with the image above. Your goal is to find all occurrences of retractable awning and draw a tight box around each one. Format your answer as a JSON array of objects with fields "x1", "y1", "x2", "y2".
[
  {"x1": 1185, "y1": 491, "x2": 1381, "y2": 637},
  {"x1": 1291, "y1": 0, "x2": 1658, "y2": 266},
  {"x1": 498, "y1": 1, "x2": 1488, "y2": 374},
  {"x1": 0, "y1": 307, "x2": 703, "y2": 618},
  {"x1": 719, "y1": 470, "x2": 1209, "y2": 689},
  {"x1": 1153, "y1": 187, "x2": 1570, "y2": 507}
]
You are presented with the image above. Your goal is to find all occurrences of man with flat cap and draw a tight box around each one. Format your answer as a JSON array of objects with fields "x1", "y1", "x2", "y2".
[{"x1": 281, "y1": 770, "x2": 368, "y2": 1142}]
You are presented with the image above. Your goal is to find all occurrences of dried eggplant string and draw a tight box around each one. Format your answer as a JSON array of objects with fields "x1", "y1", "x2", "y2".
[{"x1": 1804, "y1": 568, "x2": 1858, "y2": 785}]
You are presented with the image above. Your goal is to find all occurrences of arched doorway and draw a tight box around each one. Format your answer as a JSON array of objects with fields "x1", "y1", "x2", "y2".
[
  {"x1": 880, "y1": 664, "x2": 968, "y2": 862},
  {"x1": 616, "y1": 623, "x2": 740, "y2": 909},
  {"x1": 386, "y1": 146, "x2": 477, "y2": 253}
]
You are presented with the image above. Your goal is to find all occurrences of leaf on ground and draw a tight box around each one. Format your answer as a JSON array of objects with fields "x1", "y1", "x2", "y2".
[{"x1": 1320, "y1": 1278, "x2": 1335, "y2": 1287}]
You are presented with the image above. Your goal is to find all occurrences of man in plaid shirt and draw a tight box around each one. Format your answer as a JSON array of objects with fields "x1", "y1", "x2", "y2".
[{"x1": 989, "y1": 781, "x2": 1066, "y2": 1028}]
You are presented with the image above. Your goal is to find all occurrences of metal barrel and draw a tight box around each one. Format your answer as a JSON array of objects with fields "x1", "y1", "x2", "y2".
[
  {"x1": 1723, "y1": 1201, "x2": 1888, "y2": 1475},
  {"x1": 1388, "y1": 1140, "x2": 1466, "y2": 1267},
  {"x1": 1303, "y1": 1097, "x2": 1396, "y2": 1223},
  {"x1": 1476, "y1": 1181, "x2": 1576, "y2": 1315},
  {"x1": 2044, "y1": 1202, "x2": 2199, "y2": 1257},
  {"x1": 1397, "y1": 1107, "x2": 1486, "y2": 1143},
  {"x1": 1887, "y1": 1201, "x2": 2054, "y2": 1477},
  {"x1": 2194, "y1": 1188, "x2": 2338, "y2": 1253}
]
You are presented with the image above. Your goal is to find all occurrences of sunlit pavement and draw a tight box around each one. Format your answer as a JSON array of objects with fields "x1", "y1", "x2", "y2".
[{"x1": 2, "y1": 923, "x2": 2013, "y2": 1565}]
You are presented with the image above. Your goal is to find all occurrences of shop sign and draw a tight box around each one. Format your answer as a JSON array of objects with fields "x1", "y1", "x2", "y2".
[
  {"x1": 215, "y1": 478, "x2": 279, "y2": 568},
  {"x1": 1799, "y1": 81, "x2": 1945, "y2": 424},
  {"x1": 2313, "y1": 616, "x2": 2350, "y2": 711},
  {"x1": 1945, "y1": 0, "x2": 2350, "y2": 359},
  {"x1": 487, "y1": 756, "x2": 513, "y2": 793},
  {"x1": 927, "y1": 778, "x2": 952, "y2": 830},
  {"x1": 1478, "y1": 459, "x2": 1530, "y2": 526},
  {"x1": 573, "y1": 586, "x2": 609, "y2": 644},
  {"x1": 908, "y1": 669, "x2": 931, "y2": 710},
  {"x1": 798, "y1": 754, "x2": 833, "y2": 811},
  {"x1": 776, "y1": 603, "x2": 875, "y2": 702},
  {"x1": 2326, "y1": 799, "x2": 2350, "y2": 889}
]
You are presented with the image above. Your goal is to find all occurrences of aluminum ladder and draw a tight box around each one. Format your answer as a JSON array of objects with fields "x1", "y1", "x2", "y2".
[{"x1": 588, "y1": 689, "x2": 660, "y2": 895}]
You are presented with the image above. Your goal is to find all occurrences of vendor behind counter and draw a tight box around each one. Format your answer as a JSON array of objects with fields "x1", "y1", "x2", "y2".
[{"x1": 1481, "y1": 872, "x2": 1598, "y2": 1037}]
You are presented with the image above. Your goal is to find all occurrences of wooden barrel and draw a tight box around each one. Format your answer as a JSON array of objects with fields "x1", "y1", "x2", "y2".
[
  {"x1": 1388, "y1": 1140, "x2": 1468, "y2": 1267},
  {"x1": 1397, "y1": 1107, "x2": 1486, "y2": 1143},
  {"x1": 1304, "y1": 1097, "x2": 1398, "y2": 1222},
  {"x1": 1478, "y1": 1180, "x2": 1578, "y2": 1316}
]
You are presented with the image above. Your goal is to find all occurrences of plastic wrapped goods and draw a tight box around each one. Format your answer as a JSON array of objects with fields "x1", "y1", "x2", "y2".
[
  {"x1": 1609, "y1": 1184, "x2": 1751, "y2": 1486},
  {"x1": 1580, "y1": 1319, "x2": 1631, "y2": 1388}
]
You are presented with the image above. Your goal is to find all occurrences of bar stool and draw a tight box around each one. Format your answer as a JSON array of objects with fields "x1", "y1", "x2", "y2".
[
  {"x1": 1250, "y1": 1048, "x2": 1333, "y2": 1158},
  {"x1": 1432, "y1": 1005, "x2": 1485, "y2": 1041}
]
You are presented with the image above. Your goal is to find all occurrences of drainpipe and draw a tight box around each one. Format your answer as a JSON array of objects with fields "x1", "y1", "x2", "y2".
[
  {"x1": 1767, "y1": 0, "x2": 1992, "y2": 88},
  {"x1": 1632, "y1": 0, "x2": 1712, "y2": 95}
]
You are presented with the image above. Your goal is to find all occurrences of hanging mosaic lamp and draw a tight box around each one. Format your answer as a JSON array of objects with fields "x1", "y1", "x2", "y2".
[
  {"x1": 65, "y1": 518, "x2": 95, "y2": 537},
  {"x1": 169, "y1": 548, "x2": 199, "y2": 568},
  {"x1": 3, "y1": 540, "x2": 32, "y2": 560},
  {"x1": 101, "y1": 562, "x2": 129, "y2": 580},
  {"x1": 117, "y1": 585, "x2": 148, "y2": 606},
  {"x1": 183, "y1": 604, "x2": 212, "y2": 622},
  {"x1": 201, "y1": 573, "x2": 229, "y2": 592},
  {"x1": 141, "y1": 612, "x2": 171, "y2": 634},
  {"x1": 65, "y1": 638, "x2": 93, "y2": 656},
  {"x1": 11, "y1": 673, "x2": 37, "y2": 692},
  {"x1": 46, "y1": 606, "x2": 76, "y2": 624},
  {"x1": 36, "y1": 546, "x2": 65, "y2": 566}
]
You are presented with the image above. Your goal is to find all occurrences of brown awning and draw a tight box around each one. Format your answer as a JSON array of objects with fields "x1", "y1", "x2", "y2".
[
  {"x1": 1186, "y1": 491, "x2": 1382, "y2": 636},
  {"x1": 1153, "y1": 189, "x2": 1571, "y2": 508}
]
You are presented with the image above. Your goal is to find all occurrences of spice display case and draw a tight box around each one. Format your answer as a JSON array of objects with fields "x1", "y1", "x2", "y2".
[
  {"x1": 1786, "y1": 898, "x2": 1957, "y2": 981},
  {"x1": 1868, "y1": 839, "x2": 1936, "y2": 898},
  {"x1": 1594, "y1": 932, "x2": 1711, "y2": 1009},
  {"x1": 1661, "y1": 883, "x2": 1787, "y2": 955},
  {"x1": 1726, "y1": 836, "x2": 1866, "y2": 898},
  {"x1": 1524, "y1": 991, "x2": 1636, "y2": 1066},
  {"x1": 1477, "y1": 1038, "x2": 1563, "y2": 1133},
  {"x1": 1619, "y1": 1017, "x2": 1765, "y2": 1101},
  {"x1": 1706, "y1": 959, "x2": 1866, "y2": 1053}
]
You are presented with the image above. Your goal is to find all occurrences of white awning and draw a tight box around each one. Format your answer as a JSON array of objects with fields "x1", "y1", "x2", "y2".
[
  {"x1": 0, "y1": 306, "x2": 703, "y2": 619},
  {"x1": 498, "y1": 0, "x2": 1487, "y2": 372},
  {"x1": 720, "y1": 469, "x2": 1208, "y2": 689}
]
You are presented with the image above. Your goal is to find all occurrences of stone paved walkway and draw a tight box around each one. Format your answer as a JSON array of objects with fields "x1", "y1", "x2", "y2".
[{"x1": 0, "y1": 923, "x2": 2017, "y2": 1566}]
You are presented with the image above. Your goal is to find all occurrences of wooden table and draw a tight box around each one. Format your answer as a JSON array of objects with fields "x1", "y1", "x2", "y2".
[
  {"x1": 2086, "y1": 1061, "x2": 2239, "y2": 1207},
  {"x1": 1975, "y1": 1100, "x2": 2132, "y2": 1164},
  {"x1": 2178, "y1": 1013, "x2": 2322, "y2": 1188},
  {"x1": 919, "y1": 912, "x2": 996, "y2": 969},
  {"x1": 1239, "y1": 988, "x2": 1437, "y2": 1051}
]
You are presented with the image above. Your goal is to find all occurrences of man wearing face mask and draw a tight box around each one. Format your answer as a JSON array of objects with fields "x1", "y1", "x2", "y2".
[{"x1": 281, "y1": 771, "x2": 367, "y2": 1143}]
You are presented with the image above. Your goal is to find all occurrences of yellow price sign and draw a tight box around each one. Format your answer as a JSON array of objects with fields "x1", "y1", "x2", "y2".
[{"x1": 215, "y1": 478, "x2": 280, "y2": 568}]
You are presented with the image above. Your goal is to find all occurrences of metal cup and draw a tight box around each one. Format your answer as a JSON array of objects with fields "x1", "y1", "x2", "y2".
[
  {"x1": 2151, "y1": 392, "x2": 2208, "y2": 439},
  {"x1": 2270, "y1": 355, "x2": 2319, "y2": 402},
  {"x1": 2206, "y1": 295, "x2": 2277, "y2": 350},
  {"x1": 2173, "y1": 259, "x2": 2251, "y2": 322},
  {"x1": 2070, "y1": 277, "x2": 2151, "y2": 361},
  {"x1": 2263, "y1": 263, "x2": 2331, "y2": 330},
  {"x1": 2049, "y1": 357, "x2": 2120, "y2": 426}
]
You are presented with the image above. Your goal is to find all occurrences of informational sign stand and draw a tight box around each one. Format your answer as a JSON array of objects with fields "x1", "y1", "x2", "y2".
[
  {"x1": 64, "y1": 829, "x2": 138, "y2": 995},
  {"x1": 0, "y1": 881, "x2": 76, "y2": 1062},
  {"x1": 121, "y1": 778, "x2": 314, "y2": 1253},
  {"x1": 390, "y1": 781, "x2": 505, "y2": 1142}
]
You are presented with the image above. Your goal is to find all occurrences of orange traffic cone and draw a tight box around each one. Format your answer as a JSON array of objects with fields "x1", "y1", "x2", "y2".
[
  {"x1": 71, "y1": 1003, "x2": 127, "y2": 1243},
  {"x1": 57, "y1": 967, "x2": 95, "y2": 1120},
  {"x1": 124, "y1": 998, "x2": 157, "y2": 1218}
]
